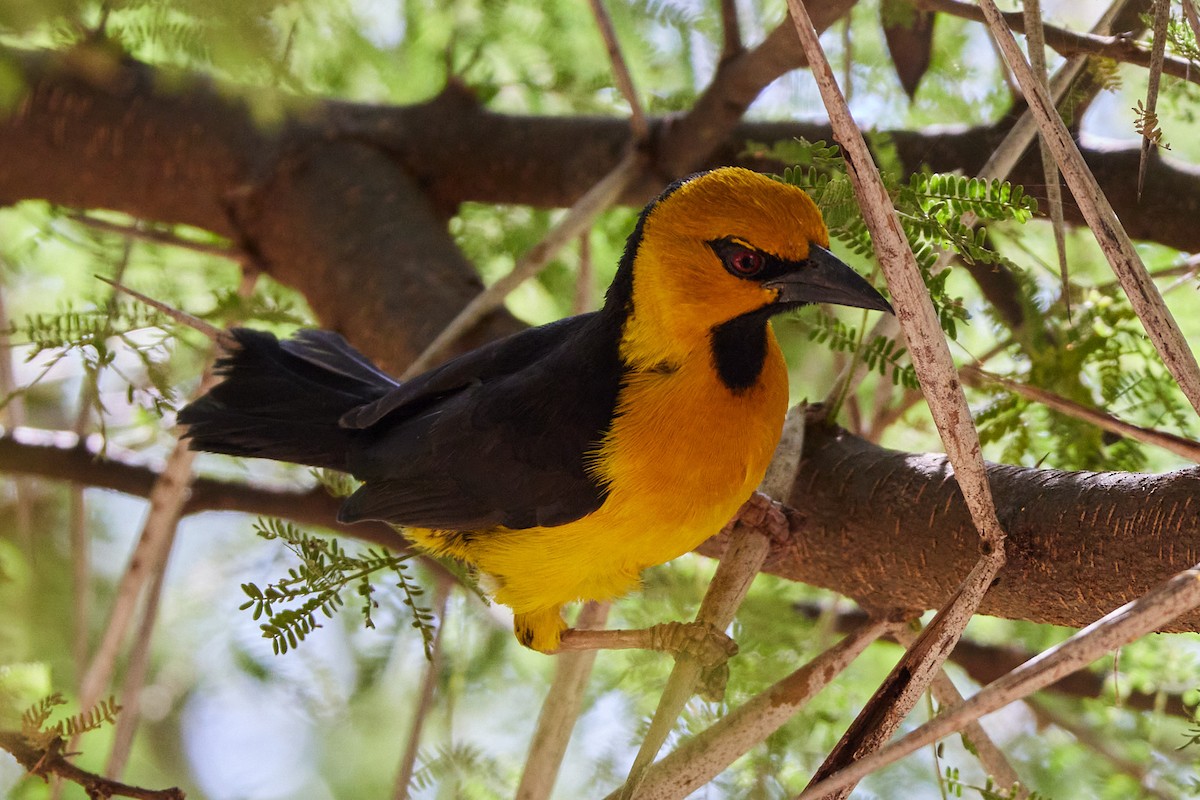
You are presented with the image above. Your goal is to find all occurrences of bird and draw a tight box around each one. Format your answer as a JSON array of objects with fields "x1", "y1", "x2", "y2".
[{"x1": 178, "y1": 167, "x2": 892, "y2": 655}]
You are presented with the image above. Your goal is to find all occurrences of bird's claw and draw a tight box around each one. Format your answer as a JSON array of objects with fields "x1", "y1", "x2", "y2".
[
  {"x1": 727, "y1": 490, "x2": 790, "y2": 543},
  {"x1": 649, "y1": 620, "x2": 739, "y2": 702}
]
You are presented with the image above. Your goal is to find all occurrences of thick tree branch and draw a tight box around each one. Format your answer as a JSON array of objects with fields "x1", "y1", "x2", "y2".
[
  {"x1": 7, "y1": 415, "x2": 1200, "y2": 634},
  {"x1": 703, "y1": 411, "x2": 1200, "y2": 633},
  {"x1": 3, "y1": 42, "x2": 1199, "y2": 377}
]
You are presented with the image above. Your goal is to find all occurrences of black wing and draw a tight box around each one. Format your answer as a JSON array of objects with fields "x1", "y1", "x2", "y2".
[{"x1": 339, "y1": 312, "x2": 625, "y2": 530}]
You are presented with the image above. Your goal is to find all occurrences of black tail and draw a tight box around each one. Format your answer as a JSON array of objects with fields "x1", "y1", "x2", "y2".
[{"x1": 178, "y1": 328, "x2": 396, "y2": 471}]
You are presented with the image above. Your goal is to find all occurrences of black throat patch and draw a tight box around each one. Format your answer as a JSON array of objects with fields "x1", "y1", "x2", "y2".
[{"x1": 709, "y1": 306, "x2": 776, "y2": 392}]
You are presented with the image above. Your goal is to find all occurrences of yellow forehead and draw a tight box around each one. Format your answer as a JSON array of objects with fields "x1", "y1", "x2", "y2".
[{"x1": 647, "y1": 167, "x2": 830, "y2": 259}]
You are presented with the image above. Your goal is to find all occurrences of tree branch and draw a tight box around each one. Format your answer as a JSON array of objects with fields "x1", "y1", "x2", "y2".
[
  {"x1": 0, "y1": 731, "x2": 184, "y2": 800},
  {"x1": 8, "y1": 411, "x2": 1200, "y2": 634},
  {"x1": 912, "y1": 0, "x2": 1200, "y2": 86},
  {"x1": 3, "y1": 42, "x2": 1200, "y2": 378}
]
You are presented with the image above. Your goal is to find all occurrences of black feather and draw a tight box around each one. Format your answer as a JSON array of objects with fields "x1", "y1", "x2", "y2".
[{"x1": 178, "y1": 329, "x2": 392, "y2": 470}]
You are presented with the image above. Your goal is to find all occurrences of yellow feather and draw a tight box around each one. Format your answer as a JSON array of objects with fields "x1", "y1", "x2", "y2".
[{"x1": 409, "y1": 168, "x2": 822, "y2": 651}]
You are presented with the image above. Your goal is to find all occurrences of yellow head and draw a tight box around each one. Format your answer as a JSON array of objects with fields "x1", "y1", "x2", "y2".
[{"x1": 609, "y1": 167, "x2": 891, "y2": 370}]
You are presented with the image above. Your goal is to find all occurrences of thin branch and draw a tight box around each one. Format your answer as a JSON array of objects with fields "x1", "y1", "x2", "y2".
[
  {"x1": 67, "y1": 212, "x2": 246, "y2": 263},
  {"x1": 795, "y1": 603, "x2": 1196, "y2": 718},
  {"x1": 607, "y1": 617, "x2": 892, "y2": 800},
  {"x1": 615, "y1": 493, "x2": 779, "y2": 798},
  {"x1": 1138, "y1": 0, "x2": 1171, "y2": 199},
  {"x1": 911, "y1": 0, "x2": 1200, "y2": 87},
  {"x1": 788, "y1": 0, "x2": 1005, "y2": 546},
  {"x1": 516, "y1": 601, "x2": 611, "y2": 800},
  {"x1": 393, "y1": 578, "x2": 452, "y2": 800},
  {"x1": 1185, "y1": 0, "x2": 1200, "y2": 46},
  {"x1": 0, "y1": 732, "x2": 184, "y2": 800},
  {"x1": 72, "y1": 236, "x2": 133, "y2": 694},
  {"x1": 977, "y1": 0, "x2": 1200, "y2": 419},
  {"x1": 572, "y1": 233, "x2": 595, "y2": 314},
  {"x1": 587, "y1": 0, "x2": 648, "y2": 142},
  {"x1": 786, "y1": 8, "x2": 1009, "y2": 793},
  {"x1": 96, "y1": 276, "x2": 229, "y2": 344},
  {"x1": 104, "y1": 552, "x2": 169, "y2": 780},
  {"x1": 962, "y1": 366, "x2": 1200, "y2": 463},
  {"x1": 78, "y1": 271, "x2": 254, "y2": 730},
  {"x1": 1021, "y1": 0, "x2": 1070, "y2": 318},
  {"x1": 795, "y1": 560, "x2": 1200, "y2": 799},
  {"x1": 892, "y1": 625, "x2": 1027, "y2": 799},
  {"x1": 804, "y1": 557, "x2": 1004, "y2": 799},
  {"x1": 1028, "y1": 697, "x2": 1176, "y2": 800},
  {"x1": 402, "y1": 151, "x2": 643, "y2": 377},
  {"x1": 76, "y1": 408, "x2": 198, "y2": 716},
  {"x1": 0, "y1": 269, "x2": 34, "y2": 550}
]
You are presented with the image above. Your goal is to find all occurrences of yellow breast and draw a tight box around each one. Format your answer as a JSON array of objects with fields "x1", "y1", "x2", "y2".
[{"x1": 415, "y1": 327, "x2": 789, "y2": 627}]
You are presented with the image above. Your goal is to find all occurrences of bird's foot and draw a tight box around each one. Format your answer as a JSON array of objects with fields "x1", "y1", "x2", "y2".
[
  {"x1": 726, "y1": 490, "x2": 790, "y2": 544},
  {"x1": 555, "y1": 620, "x2": 738, "y2": 701},
  {"x1": 647, "y1": 620, "x2": 738, "y2": 701}
]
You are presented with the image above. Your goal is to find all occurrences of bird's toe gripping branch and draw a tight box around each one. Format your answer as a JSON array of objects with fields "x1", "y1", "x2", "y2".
[
  {"x1": 554, "y1": 620, "x2": 739, "y2": 700},
  {"x1": 726, "y1": 490, "x2": 791, "y2": 544}
]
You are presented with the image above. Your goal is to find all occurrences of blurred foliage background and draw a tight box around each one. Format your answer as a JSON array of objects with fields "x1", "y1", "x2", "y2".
[{"x1": 2, "y1": 0, "x2": 1200, "y2": 798}]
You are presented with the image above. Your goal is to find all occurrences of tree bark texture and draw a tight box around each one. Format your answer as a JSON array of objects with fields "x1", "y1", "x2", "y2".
[
  {"x1": 2, "y1": 43, "x2": 1199, "y2": 373},
  {"x1": 7, "y1": 416, "x2": 1200, "y2": 634},
  {"x1": 3, "y1": 36, "x2": 1200, "y2": 635},
  {"x1": 697, "y1": 415, "x2": 1200, "y2": 632}
]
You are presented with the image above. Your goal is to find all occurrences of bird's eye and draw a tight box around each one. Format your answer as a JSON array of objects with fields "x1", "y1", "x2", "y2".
[{"x1": 727, "y1": 248, "x2": 764, "y2": 277}]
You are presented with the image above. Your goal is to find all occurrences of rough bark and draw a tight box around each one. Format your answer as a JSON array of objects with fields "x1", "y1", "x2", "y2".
[
  {"x1": 697, "y1": 413, "x2": 1200, "y2": 632},
  {"x1": 2, "y1": 43, "x2": 1199, "y2": 374},
  {"x1": 8, "y1": 418, "x2": 1200, "y2": 635}
]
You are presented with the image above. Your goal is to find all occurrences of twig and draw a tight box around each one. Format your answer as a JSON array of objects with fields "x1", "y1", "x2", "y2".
[
  {"x1": 78, "y1": 272, "x2": 253, "y2": 746},
  {"x1": 95, "y1": 276, "x2": 229, "y2": 345},
  {"x1": 72, "y1": 240, "x2": 133, "y2": 694},
  {"x1": 516, "y1": 601, "x2": 611, "y2": 800},
  {"x1": 402, "y1": 151, "x2": 643, "y2": 377},
  {"x1": 802, "y1": 555, "x2": 1004, "y2": 799},
  {"x1": 794, "y1": 603, "x2": 1196, "y2": 718},
  {"x1": 796, "y1": 560, "x2": 1200, "y2": 799},
  {"x1": 587, "y1": 0, "x2": 648, "y2": 142},
  {"x1": 0, "y1": 731, "x2": 184, "y2": 800},
  {"x1": 393, "y1": 578, "x2": 452, "y2": 800},
  {"x1": 760, "y1": 401, "x2": 808, "y2": 500},
  {"x1": 607, "y1": 617, "x2": 892, "y2": 800},
  {"x1": 1185, "y1": 0, "x2": 1200, "y2": 46},
  {"x1": 104, "y1": 554, "x2": 169, "y2": 779},
  {"x1": 1022, "y1": 0, "x2": 1070, "y2": 318},
  {"x1": 69, "y1": 211, "x2": 245, "y2": 263},
  {"x1": 615, "y1": 495, "x2": 778, "y2": 798},
  {"x1": 911, "y1": 0, "x2": 1200, "y2": 87},
  {"x1": 784, "y1": 11, "x2": 1009, "y2": 792},
  {"x1": 962, "y1": 366, "x2": 1200, "y2": 463},
  {"x1": 977, "y1": 0, "x2": 1200, "y2": 419},
  {"x1": 1138, "y1": 0, "x2": 1171, "y2": 200},
  {"x1": 1028, "y1": 697, "x2": 1175, "y2": 800},
  {"x1": 892, "y1": 625, "x2": 1027, "y2": 798},
  {"x1": 572, "y1": 233, "x2": 595, "y2": 314},
  {"x1": 787, "y1": 0, "x2": 1005, "y2": 545}
]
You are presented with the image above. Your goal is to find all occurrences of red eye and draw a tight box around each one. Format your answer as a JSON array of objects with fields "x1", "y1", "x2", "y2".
[{"x1": 728, "y1": 249, "x2": 764, "y2": 276}]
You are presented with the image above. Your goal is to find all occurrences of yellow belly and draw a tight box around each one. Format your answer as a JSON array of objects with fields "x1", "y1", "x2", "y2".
[{"x1": 406, "y1": 334, "x2": 789, "y2": 651}]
